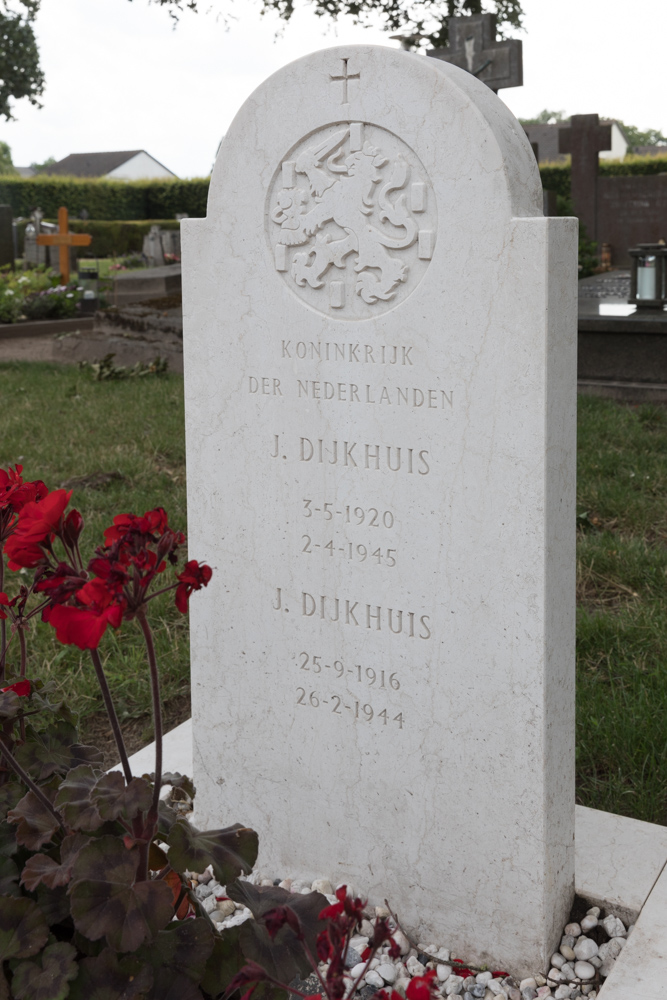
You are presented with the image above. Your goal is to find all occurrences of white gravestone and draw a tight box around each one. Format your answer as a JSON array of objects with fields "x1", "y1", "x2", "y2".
[{"x1": 182, "y1": 45, "x2": 578, "y2": 973}]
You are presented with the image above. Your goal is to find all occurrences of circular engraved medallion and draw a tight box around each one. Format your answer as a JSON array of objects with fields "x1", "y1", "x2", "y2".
[{"x1": 267, "y1": 122, "x2": 437, "y2": 319}]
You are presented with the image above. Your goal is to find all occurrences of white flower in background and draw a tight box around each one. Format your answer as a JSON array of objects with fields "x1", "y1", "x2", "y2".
[
  {"x1": 66, "y1": 293, "x2": 73, "y2": 298},
  {"x1": 5, "y1": 290, "x2": 14, "y2": 296}
]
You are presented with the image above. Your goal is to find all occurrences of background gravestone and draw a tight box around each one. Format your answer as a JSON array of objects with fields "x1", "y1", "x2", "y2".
[{"x1": 182, "y1": 45, "x2": 578, "y2": 973}]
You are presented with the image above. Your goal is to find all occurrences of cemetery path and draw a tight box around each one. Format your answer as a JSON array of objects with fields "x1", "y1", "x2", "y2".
[{"x1": 81, "y1": 692, "x2": 191, "y2": 770}]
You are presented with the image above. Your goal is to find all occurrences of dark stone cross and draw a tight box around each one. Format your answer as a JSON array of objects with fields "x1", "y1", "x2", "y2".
[
  {"x1": 559, "y1": 114, "x2": 612, "y2": 242},
  {"x1": 427, "y1": 13, "x2": 522, "y2": 93}
]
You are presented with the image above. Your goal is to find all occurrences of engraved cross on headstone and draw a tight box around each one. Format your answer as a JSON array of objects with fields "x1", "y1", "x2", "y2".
[
  {"x1": 427, "y1": 13, "x2": 522, "y2": 94},
  {"x1": 329, "y1": 57, "x2": 360, "y2": 104},
  {"x1": 558, "y1": 114, "x2": 612, "y2": 243}
]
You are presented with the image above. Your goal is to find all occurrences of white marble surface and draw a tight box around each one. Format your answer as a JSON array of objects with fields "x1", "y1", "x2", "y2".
[
  {"x1": 576, "y1": 805, "x2": 667, "y2": 924},
  {"x1": 598, "y1": 858, "x2": 667, "y2": 1000},
  {"x1": 181, "y1": 44, "x2": 578, "y2": 974}
]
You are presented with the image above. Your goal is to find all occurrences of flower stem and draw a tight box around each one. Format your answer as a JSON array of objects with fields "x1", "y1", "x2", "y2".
[
  {"x1": 0, "y1": 741, "x2": 65, "y2": 830},
  {"x1": 137, "y1": 609, "x2": 162, "y2": 822},
  {"x1": 88, "y1": 647, "x2": 132, "y2": 783},
  {"x1": 0, "y1": 556, "x2": 5, "y2": 683}
]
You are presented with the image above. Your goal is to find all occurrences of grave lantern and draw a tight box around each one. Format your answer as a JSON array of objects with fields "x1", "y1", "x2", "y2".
[
  {"x1": 628, "y1": 242, "x2": 667, "y2": 309},
  {"x1": 77, "y1": 263, "x2": 99, "y2": 313}
]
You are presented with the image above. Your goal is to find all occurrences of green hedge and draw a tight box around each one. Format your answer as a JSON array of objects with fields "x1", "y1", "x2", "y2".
[
  {"x1": 0, "y1": 175, "x2": 209, "y2": 220},
  {"x1": 15, "y1": 219, "x2": 181, "y2": 258},
  {"x1": 539, "y1": 153, "x2": 667, "y2": 201}
]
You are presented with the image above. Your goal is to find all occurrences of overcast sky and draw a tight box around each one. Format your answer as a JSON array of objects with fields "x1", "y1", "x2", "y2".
[{"x1": 2, "y1": 0, "x2": 664, "y2": 178}]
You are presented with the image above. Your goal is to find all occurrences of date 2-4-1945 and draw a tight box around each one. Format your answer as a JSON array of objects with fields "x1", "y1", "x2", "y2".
[{"x1": 296, "y1": 687, "x2": 404, "y2": 728}]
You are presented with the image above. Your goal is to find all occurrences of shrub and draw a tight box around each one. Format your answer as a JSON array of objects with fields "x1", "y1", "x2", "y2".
[{"x1": 0, "y1": 176, "x2": 209, "y2": 220}]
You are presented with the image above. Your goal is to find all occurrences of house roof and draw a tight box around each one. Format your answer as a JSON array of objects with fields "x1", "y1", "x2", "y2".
[{"x1": 42, "y1": 151, "x2": 148, "y2": 177}]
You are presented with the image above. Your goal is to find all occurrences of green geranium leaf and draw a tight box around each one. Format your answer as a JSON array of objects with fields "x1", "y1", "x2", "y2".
[
  {"x1": 16, "y1": 723, "x2": 103, "y2": 781},
  {"x1": 11, "y1": 941, "x2": 78, "y2": 1000},
  {"x1": 157, "y1": 800, "x2": 179, "y2": 838},
  {"x1": 0, "y1": 820, "x2": 17, "y2": 858},
  {"x1": 137, "y1": 917, "x2": 214, "y2": 983},
  {"x1": 92, "y1": 773, "x2": 152, "y2": 823},
  {"x1": 22, "y1": 833, "x2": 91, "y2": 891},
  {"x1": 0, "y1": 784, "x2": 23, "y2": 821},
  {"x1": 146, "y1": 970, "x2": 204, "y2": 1000},
  {"x1": 7, "y1": 790, "x2": 60, "y2": 850},
  {"x1": 0, "y1": 857, "x2": 19, "y2": 896},
  {"x1": 0, "y1": 896, "x2": 48, "y2": 960},
  {"x1": 68, "y1": 948, "x2": 152, "y2": 1000},
  {"x1": 35, "y1": 884, "x2": 70, "y2": 927},
  {"x1": 0, "y1": 690, "x2": 21, "y2": 719},
  {"x1": 69, "y1": 836, "x2": 173, "y2": 952},
  {"x1": 160, "y1": 773, "x2": 196, "y2": 799},
  {"x1": 54, "y1": 766, "x2": 102, "y2": 832},
  {"x1": 228, "y1": 882, "x2": 328, "y2": 983},
  {"x1": 166, "y1": 821, "x2": 258, "y2": 884},
  {"x1": 200, "y1": 925, "x2": 244, "y2": 998}
]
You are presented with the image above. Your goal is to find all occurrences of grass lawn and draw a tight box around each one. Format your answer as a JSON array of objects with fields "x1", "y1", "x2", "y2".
[
  {"x1": 0, "y1": 364, "x2": 664, "y2": 825},
  {"x1": 0, "y1": 361, "x2": 188, "y2": 759}
]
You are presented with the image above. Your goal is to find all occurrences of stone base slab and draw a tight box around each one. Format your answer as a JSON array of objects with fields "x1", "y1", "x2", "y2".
[{"x1": 116, "y1": 718, "x2": 667, "y2": 989}]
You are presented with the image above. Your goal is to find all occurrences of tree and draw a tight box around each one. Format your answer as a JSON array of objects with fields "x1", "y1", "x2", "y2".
[
  {"x1": 29, "y1": 155, "x2": 56, "y2": 172},
  {"x1": 0, "y1": 141, "x2": 17, "y2": 174},
  {"x1": 519, "y1": 109, "x2": 565, "y2": 126},
  {"x1": 142, "y1": 0, "x2": 524, "y2": 50},
  {"x1": 0, "y1": 0, "x2": 44, "y2": 121},
  {"x1": 615, "y1": 121, "x2": 667, "y2": 151}
]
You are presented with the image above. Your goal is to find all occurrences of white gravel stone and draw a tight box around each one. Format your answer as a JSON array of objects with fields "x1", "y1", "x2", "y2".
[
  {"x1": 560, "y1": 946, "x2": 576, "y2": 962},
  {"x1": 396, "y1": 978, "x2": 411, "y2": 997},
  {"x1": 580, "y1": 916, "x2": 598, "y2": 933},
  {"x1": 392, "y1": 930, "x2": 411, "y2": 957},
  {"x1": 488, "y1": 980, "x2": 507, "y2": 995},
  {"x1": 536, "y1": 989, "x2": 551, "y2": 997},
  {"x1": 564, "y1": 924, "x2": 581, "y2": 938},
  {"x1": 547, "y1": 972, "x2": 563, "y2": 985},
  {"x1": 366, "y1": 971, "x2": 386, "y2": 988},
  {"x1": 213, "y1": 899, "x2": 236, "y2": 919},
  {"x1": 551, "y1": 954, "x2": 566, "y2": 969},
  {"x1": 351, "y1": 964, "x2": 367, "y2": 979},
  {"x1": 438, "y1": 966, "x2": 454, "y2": 982},
  {"x1": 369, "y1": 959, "x2": 380, "y2": 970},
  {"x1": 561, "y1": 936, "x2": 575, "y2": 951},
  {"x1": 586, "y1": 907, "x2": 600, "y2": 918},
  {"x1": 476, "y1": 974, "x2": 493, "y2": 985},
  {"x1": 278, "y1": 879, "x2": 292, "y2": 890},
  {"x1": 375, "y1": 906, "x2": 390, "y2": 919},
  {"x1": 218, "y1": 908, "x2": 251, "y2": 929},
  {"x1": 520, "y1": 981, "x2": 537, "y2": 992},
  {"x1": 560, "y1": 964, "x2": 576, "y2": 982},
  {"x1": 407, "y1": 957, "x2": 426, "y2": 977},
  {"x1": 378, "y1": 964, "x2": 398, "y2": 984},
  {"x1": 573, "y1": 963, "x2": 595, "y2": 981},
  {"x1": 360, "y1": 920, "x2": 375, "y2": 938},
  {"x1": 554, "y1": 987, "x2": 572, "y2": 1000},
  {"x1": 311, "y1": 879, "x2": 333, "y2": 894},
  {"x1": 445, "y1": 975, "x2": 464, "y2": 995},
  {"x1": 598, "y1": 938, "x2": 625, "y2": 977},
  {"x1": 589, "y1": 958, "x2": 601, "y2": 970},
  {"x1": 627, "y1": 923, "x2": 634, "y2": 936},
  {"x1": 437, "y1": 949, "x2": 451, "y2": 962},
  {"x1": 534, "y1": 978, "x2": 547, "y2": 988},
  {"x1": 573, "y1": 939, "x2": 598, "y2": 962},
  {"x1": 601, "y1": 915, "x2": 626, "y2": 938}
]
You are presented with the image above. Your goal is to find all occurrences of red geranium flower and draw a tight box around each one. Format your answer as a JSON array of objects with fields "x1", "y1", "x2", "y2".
[
  {"x1": 0, "y1": 465, "x2": 47, "y2": 514},
  {"x1": 44, "y1": 578, "x2": 124, "y2": 650},
  {"x1": 4, "y1": 534, "x2": 46, "y2": 571},
  {"x1": 175, "y1": 560, "x2": 212, "y2": 613},
  {"x1": 406, "y1": 970, "x2": 439, "y2": 1000},
  {"x1": 14, "y1": 489, "x2": 72, "y2": 542},
  {"x1": 1, "y1": 679, "x2": 30, "y2": 697}
]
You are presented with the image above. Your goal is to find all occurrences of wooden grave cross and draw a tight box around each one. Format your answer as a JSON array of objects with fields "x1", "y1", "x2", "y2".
[{"x1": 36, "y1": 206, "x2": 92, "y2": 284}]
